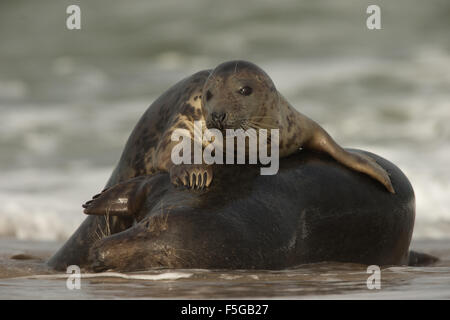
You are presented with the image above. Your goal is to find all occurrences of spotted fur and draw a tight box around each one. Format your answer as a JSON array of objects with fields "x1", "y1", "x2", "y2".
[{"x1": 88, "y1": 60, "x2": 394, "y2": 221}]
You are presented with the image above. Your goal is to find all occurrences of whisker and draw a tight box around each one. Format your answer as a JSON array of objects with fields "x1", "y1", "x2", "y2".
[
  {"x1": 247, "y1": 120, "x2": 278, "y2": 129},
  {"x1": 249, "y1": 116, "x2": 276, "y2": 121},
  {"x1": 246, "y1": 123, "x2": 274, "y2": 143}
]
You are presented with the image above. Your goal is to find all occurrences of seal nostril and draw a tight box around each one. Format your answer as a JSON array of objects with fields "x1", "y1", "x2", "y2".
[
  {"x1": 206, "y1": 90, "x2": 213, "y2": 101},
  {"x1": 212, "y1": 112, "x2": 226, "y2": 123}
]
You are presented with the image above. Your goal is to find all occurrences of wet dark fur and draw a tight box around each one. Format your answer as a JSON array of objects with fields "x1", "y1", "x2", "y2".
[{"x1": 48, "y1": 150, "x2": 425, "y2": 271}]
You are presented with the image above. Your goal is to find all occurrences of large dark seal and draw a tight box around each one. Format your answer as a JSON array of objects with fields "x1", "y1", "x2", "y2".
[{"x1": 48, "y1": 149, "x2": 420, "y2": 272}]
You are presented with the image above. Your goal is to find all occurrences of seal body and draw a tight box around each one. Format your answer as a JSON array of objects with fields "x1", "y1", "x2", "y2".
[
  {"x1": 48, "y1": 150, "x2": 415, "y2": 272},
  {"x1": 100, "y1": 60, "x2": 394, "y2": 197}
]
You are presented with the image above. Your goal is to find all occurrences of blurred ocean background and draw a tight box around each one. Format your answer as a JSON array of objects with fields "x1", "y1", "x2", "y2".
[{"x1": 0, "y1": 0, "x2": 449, "y2": 242}]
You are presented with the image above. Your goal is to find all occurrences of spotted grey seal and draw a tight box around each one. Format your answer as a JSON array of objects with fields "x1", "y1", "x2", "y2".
[{"x1": 88, "y1": 61, "x2": 394, "y2": 202}]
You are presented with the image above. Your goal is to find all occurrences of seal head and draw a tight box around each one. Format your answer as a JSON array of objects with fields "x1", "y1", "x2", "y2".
[{"x1": 202, "y1": 60, "x2": 279, "y2": 131}]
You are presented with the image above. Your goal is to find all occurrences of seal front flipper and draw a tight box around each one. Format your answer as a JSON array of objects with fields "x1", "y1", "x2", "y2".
[
  {"x1": 306, "y1": 123, "x2": 395, "y2": 193},
  {"x1": 169, "y1": 164, "x2": 213, "y2": 189},
  {"x1": 82, "y1": 176, "x2": 152, "y2": 217}
]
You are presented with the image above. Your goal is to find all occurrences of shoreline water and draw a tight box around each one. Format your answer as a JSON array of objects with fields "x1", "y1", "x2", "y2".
[{"x1": 0, "y1": 237, "x2": 449, "y2": 299}]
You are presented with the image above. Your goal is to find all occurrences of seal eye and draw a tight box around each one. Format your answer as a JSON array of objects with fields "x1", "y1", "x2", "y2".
[
  {"x1": 238, "y1": 86, "x2": 253, "y2": 96},
  {"x1": 206, "y1": 90, "x2": 213, "y2": 101}
]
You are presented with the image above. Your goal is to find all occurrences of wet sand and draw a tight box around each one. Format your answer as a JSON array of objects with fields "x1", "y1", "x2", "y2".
[{"x1": 0, "y1": 238, "x2": 449, "y2": 299}]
